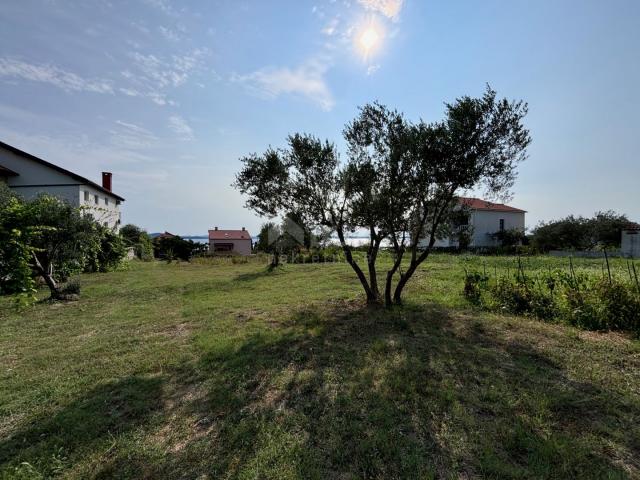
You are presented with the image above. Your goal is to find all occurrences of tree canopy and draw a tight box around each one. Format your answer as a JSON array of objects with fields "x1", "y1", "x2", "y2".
[
  {"x1": 235, "y1": 87, "x2": 530, "y2": 306},
  {"x1": 0, "y1": 188, "x2": 126, "y2": 301},
  {"x1": 531, "y1": 211, "x2": 630, "y2": 251}
]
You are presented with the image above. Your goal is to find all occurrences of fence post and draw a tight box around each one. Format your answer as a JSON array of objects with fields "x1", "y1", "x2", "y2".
[{"x1": 604, "y1": 248, "x2": 612, "y2": 285}]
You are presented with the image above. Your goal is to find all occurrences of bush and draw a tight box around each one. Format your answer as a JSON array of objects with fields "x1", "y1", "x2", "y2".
[
  {"x1": 120, "y1": 224, "x2": 154, "y2": 261},
  {"x1": 562, "y1": 279, "x2": 640, "y2": 332},
  {"x1": 464, "y1": 267, "x2": 640, "y2": 334},
  {"x1": 59, "y1": 279, "x2": 81, "y2": 295},
  {"x1": 463, "y1": 271, "x2": 489, "y2": 305},
  {"x1": 85, "y1": 226, "x2": 127, "y2": 273}
]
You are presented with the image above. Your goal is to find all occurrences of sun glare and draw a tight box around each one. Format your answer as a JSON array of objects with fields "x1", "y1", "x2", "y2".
[
  {"x1": 360, "y1": 27, "x2": 379, "y2": 52},
  {"x1": 355, "y1": 20, "x2": 383, "y2": 59}
]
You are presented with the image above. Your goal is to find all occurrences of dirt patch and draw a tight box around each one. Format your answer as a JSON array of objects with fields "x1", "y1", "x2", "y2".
[
  {"x1": 151, "y1": 378, "x2": 215, "y2": 454},
  {"x1": 149, "y1": 322, "x2": 193, "y2": 340}
]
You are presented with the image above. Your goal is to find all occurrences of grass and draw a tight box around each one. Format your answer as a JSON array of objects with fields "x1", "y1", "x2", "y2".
[{"x1": 1, "y1": 254, "x2": 639, "y2": 479}]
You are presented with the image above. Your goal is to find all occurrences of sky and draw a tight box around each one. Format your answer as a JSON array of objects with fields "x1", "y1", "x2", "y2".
[{"x1": 0, "y1": 0, "x2": 639, "y2": 235}]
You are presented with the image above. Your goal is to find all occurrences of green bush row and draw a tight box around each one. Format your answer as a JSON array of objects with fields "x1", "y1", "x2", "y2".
[{"x1": 464, "y1": 269, "x2": 640, "y2": 334}]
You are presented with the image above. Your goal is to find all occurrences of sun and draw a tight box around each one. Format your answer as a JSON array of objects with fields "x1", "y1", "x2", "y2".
[
  {"x1": 359, "y1": 27, "x2": 380, "y2": 52},
  {"x1": 355, "y1": 20, "x2": 384, "y2": 59}
]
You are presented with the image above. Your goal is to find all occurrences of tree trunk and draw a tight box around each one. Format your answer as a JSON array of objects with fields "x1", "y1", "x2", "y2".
[
  {"x1": 336, "y1": 226, "x2": 378, "y2": 304},
  {"x1": 385, "y1": 249, "x2": 404, "y2": 307},
  {"x1": 31, "y1": 252, "x2": 59, "y2": 298},
  {"x1": 367, "y1": 232, "x2": 382, "y2": 301},
  {"x1": 270, "y1": 250, "x2": 280, "y2": 269},
  {"x1": 392, "y1": 242, "x2": 433, "y2": 304},
  {"x1": 392, "y1": 197, "x2": 453, "y2": 305}
]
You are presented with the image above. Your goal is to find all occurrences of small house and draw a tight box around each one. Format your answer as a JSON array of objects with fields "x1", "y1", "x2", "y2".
[
  {"x1": 621, "y1": 223, "x2": 640, "y2": 258},
  {"x1": 208, "y1": 227, "x2": 252, "y2": 255}
]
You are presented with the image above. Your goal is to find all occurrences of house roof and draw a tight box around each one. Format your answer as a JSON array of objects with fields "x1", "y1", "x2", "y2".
[
  {"x1": 151, "y1": 231, "x2": 176, "y2": 239},
  {"x1": 209, "y1": 229, "x2": 252, "y2": 240},
  {"x1": 624, "y1": 222, "x2": 640, "y2": 231},
  {"x1": 0, "y1": 164, "x2": 19, "y2": 176},
  {"x1": 0, "y1": 140, "x2": 125, "y2": 201},
  {"x1": 458, "y1": 197, "x2": 526, "y2": 213}
]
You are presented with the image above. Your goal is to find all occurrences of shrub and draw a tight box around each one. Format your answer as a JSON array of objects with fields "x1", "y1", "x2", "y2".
[
  {"x1": 463, "y1": 271, "x2": 489, "y2": 305},
  {"x1": 59, "y1": 279, "x2": 81, "y2": 295},
  {"x1": 561, "y1": 279, "x2": 640, "y2": 332},
  {"x1": 85, "y1": 226, "x2": 127, "y2": 273},
  {"x1": 464, "y1": 265, "x2": 640, "y2": 334}
]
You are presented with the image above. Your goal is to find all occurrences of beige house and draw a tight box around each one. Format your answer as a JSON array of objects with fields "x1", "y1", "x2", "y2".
[
  {"x1": 208, "y1": 227, "x2": 252, "y2": 255},
  {"x1": 0, "y1": 140, "x2": 124, "y2": 229}
]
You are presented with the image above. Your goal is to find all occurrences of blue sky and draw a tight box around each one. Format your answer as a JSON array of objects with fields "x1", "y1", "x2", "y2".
[{"x1": 1, "y1": 0, "x2": 639, "y2": 235}]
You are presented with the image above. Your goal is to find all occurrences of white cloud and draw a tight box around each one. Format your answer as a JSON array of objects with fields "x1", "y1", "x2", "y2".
[
  {"x1": 231, "y1": 58, "x2": 334, "y2": 111},
  {"x1": 358, "y1": 0, "x2": 404, "y2": 19},
  {"x1": 158, "y1": 25, "x2": 180, "y2": 42},
  {"x1": 127, "y1": 49, "x2": 206, "y2": 89},
  {"x1": 322, "y1": 17, "x2": 340, "y2": 36},
  {"x1": 168, "y1": 115, "x2": 194, "y2": 140},
  {"x1": 111, "y1": 120, "x2": 158, "y2": 149},
  {"x1": 366, "y1": 64, "x2": 380, "y2": 75},
  {"x1": 117, "y1": 49, "x2": 206, "y2": 105},
  {"x1": 143, "y1": 0, "x2": 176, "y2": 16},
  {"x1": 0, "y1": 58, "x2": 113, "y2": 94}
]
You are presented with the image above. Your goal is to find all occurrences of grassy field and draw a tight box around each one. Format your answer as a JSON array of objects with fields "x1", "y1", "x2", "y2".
[{"x1": 1, "y1": 254, "x2": 639, "y2": 479}]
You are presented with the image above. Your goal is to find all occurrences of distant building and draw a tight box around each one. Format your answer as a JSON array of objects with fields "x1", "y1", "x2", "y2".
[
  {"x1": 208, "y1": 227, "x2": 252, "y2": 255},
  {"x1": 151, "y1": 231, "x2": 177, "y2": 240},
  {"x1": 430, "y1": 197, "x2": 526, "y2": 248},
  {"x1": 0, "y1": 140, "x2": 124, "y2": 229},
  {"x1": 621, "y1": 223, "x2": 640, "y2": 258}
]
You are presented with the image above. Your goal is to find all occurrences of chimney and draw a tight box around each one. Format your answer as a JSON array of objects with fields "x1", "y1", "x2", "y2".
[
  {"x1": 242, "y1": 227, "x2": 246, "y2": 231},
  {"x1": 214, "y1": 226, "x2": 218, "y2": 231},
  {"x1": 102, "y1": 172, "x2": 112, "y2": 192}
]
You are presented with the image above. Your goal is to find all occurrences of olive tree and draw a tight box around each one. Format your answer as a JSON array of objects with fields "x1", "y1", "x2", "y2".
[
  {"x1": 0, "y1": 193, "x2": 107, "y2": 299},
  {"x1": 234, "y1": 86, "x2": 530, "y2": 306}
]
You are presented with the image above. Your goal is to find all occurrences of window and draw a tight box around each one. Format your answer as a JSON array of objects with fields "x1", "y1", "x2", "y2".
[
  {"x1": 499, "y1": 219, "x2": 505, "y2": 231},
  {"x1": 83, "y1": 191, "x2": 89, "y2": 202},
  {"x1": 94, "y1": 195, "x2": 99, "y2": 205},
  {"x1": 105, "y1": 197, "x2": 109, "y2": 206}
]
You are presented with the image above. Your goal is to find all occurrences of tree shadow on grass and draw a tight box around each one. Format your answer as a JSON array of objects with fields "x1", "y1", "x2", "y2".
[
  {"x1": 233, "y1": 264, "x2": 284, "y2": 282},
  {"x1": 9, "y1": 301, "x2": 636, "y2": 479},
  {"x1": 0, "y1": 375, "x2": 164, "y2": 479},
  {"x1": 158, "y1": 300, "x2": 638, "y2": 479}
]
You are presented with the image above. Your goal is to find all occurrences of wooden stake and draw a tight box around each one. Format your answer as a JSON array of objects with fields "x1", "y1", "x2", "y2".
[{"x1": 632, "y1": 261, "x2": 640, "y2": 296}]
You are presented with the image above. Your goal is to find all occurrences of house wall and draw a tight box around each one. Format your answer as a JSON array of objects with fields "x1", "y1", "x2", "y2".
[
  {"x1": 1, "y1": 144, "x2": 122, "y2": 230},
  {"x1": 8, "y1": 184, "x2": 81, "y2": 205},
  {"x1": 469, "y1": 210, "x2": 525, "y2": 247},
  {"x1": 80, "y1": 184, "x2": 122, "y2": 230},
  {"x1": 621, "y1": 230, "x2": 640, "y2": 258},
  {"x1": 1, "y1": 146, "x2": 76, "y2": 187},
  {"x1": 209, "y1": 239, "x2": 252, "y2": 255}
]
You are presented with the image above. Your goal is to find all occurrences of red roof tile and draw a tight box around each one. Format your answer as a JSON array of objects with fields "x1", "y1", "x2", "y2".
[
  {"x1": 209, "y1": 229, "x2": 252, "y2": 240},
  {"x1": 458, "y1": 197, "x2": 526, "y2": 213},
  {"x1": 624, "y1": 222, "x2": 640, "y2": 231}
]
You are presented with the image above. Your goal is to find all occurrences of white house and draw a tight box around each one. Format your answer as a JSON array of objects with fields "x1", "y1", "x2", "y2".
[
  {"x1": 621, "y1": 223, "x2": 640, "y2": 258},
  {"x1": 0, "y1": 140, "x2": 124, "y2": 229},
  {"x1": 433, "y1": 197, "x2": 526, "y2": 248}
]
